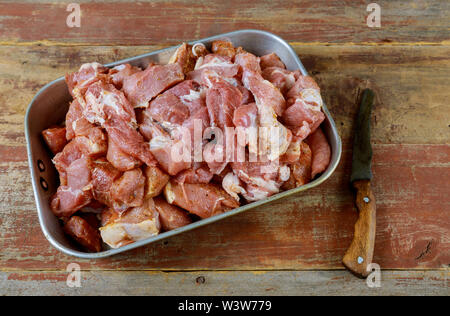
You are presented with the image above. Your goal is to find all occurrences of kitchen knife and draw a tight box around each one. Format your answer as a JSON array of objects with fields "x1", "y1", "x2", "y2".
[{"x1": 342, "y1": 89, "x2": 377, "y2": 278}]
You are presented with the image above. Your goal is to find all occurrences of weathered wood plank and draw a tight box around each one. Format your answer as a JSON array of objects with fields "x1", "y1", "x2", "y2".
[
  {"x1": 1, "y1": 144, "x2": 448, "y2": 270},
  {"x1": 0, "y1": 44, "x2": 449, "y2": 146},
  {"x1": 0, "y1": 1, "x2": 449, "y2": 45},
  {"x1": 0, "y1": 270, "x2": 448, "y2": 296},
  {"x1": 0, "y1": 44, "x2": 449, "y2": 270}
]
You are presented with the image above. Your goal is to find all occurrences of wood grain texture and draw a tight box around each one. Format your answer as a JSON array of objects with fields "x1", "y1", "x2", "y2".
[
  {"x1": 0, "y1": 1, "x2": 449, "y2": 46},
  {"x1": 0, "y1": 44, "x2": 449, "y2": 271},
  {"x1": 1, "y1": 270, "x2": 448, "y2": 296},
  {"x1": 0, "y1": 144, "x2": 448, "y2": 270},
  {"x1": 343, "y1": 180, "x2": 377, "y2": 278},
  {"x1": 0, "y1": 1, "x2": 449, "y2": 296},
  {"x1": 1, "y1": 44, "x2": 449, "y2": 146}
]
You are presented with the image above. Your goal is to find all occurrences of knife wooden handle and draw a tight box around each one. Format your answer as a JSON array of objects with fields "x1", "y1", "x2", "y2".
[{"x1": 342, "y1": 179, "x2": 376, "y2": 278}]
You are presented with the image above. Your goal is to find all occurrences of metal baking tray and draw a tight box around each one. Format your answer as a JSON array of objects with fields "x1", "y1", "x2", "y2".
[{"x1": 25, "y1": 29, "x2": 342, "y2": 258}]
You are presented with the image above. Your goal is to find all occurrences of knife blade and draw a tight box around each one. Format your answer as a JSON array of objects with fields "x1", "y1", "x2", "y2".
[
  {"x1": 342, "y1": 89, "x2": 377, "y2": 278},
  {"x1": 350, "y1": 89, "x2": 373, "y2": 183}
]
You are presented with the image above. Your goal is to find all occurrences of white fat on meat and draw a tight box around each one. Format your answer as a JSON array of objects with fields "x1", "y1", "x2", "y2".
[
  {"x1": 79, "y1": 62, "x2": 103, "y2": 72},
  {"x1": 222, "y1": 172, "x2": 246, "y2": 201},
  {"x1": 196, "y1": 57, "x2": 236, "y2": 70},
  {"x1": 85, "y1": 89, "x2": 135, "y2": 126},
  {"x1": 279, "y1": 165, "x2": 291, "y2": 182},
  {"x1": 192, "y1": 43, "x2": 206, "y2": 57},
  {"x1": 256, "y1": 105, "x2": 291, "y2": 160},
  {"x1": 149, "y1": 135, "x2": 172, "y2": 150},
  {"x1": 112, "y1": 64, "x2": 127, "y2": 71},
  {"x1": 84, "y1": 92, "x2": 106, "y2": 125},
  {"x1": 271, "y1": 68, "x2": 296, "y2": 87},
  {"x1": 180, "y1": 89, "x2": 204, "y2": 105},
  {"x1": 237, "y1": 169, "x2": 280, "y2": 195},
  {"x1": 243, "y1": 186, "x2": 272, "y2": 202},
  {"x1": 241, "y1": 73, "x2": 290, "y2": 159},
  {"x1": 194, "y1": 56, "x2": 204, "y2": 69},
  {"x1": 100, "y1": 216, "x2": 160, "y2": 249},
  {"x1": 203, "y1": 70, "x2": 239, "y2": 88},
  {"x1": 297, "y1": 88, "x2": 323, "y2": 110}
]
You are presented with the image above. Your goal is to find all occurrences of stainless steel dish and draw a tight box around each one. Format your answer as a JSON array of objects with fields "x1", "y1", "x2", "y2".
[{"x1": 25, "y1": 29, "x2": 342, "y2": 258}]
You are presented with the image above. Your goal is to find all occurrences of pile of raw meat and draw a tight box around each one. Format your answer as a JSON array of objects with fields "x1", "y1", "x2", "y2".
[{"x1": 41, "y1": 40, "x2": 331, "y2": 252}]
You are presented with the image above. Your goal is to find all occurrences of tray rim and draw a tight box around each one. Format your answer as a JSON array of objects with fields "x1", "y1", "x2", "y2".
[{"x1": 25, "y1": 29, "x2": 342, "y2": 259}]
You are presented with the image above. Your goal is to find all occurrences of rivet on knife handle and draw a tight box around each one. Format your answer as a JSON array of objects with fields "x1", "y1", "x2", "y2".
[{"x1": 343, "y1": 89, "x2": 377, "y2": 278}]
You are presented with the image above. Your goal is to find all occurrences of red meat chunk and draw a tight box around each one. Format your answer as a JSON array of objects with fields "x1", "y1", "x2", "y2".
[
  {"x1": 42, "y1": 126, "x2": 67, "y2": 155},
  {"x1": 122, "y1": 63, "x2": 185, "y2": 108}
]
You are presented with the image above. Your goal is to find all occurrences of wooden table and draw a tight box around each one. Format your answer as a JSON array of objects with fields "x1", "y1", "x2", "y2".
[{"x1": 0, "y1": 0, "x2": 448, "y2": 295}]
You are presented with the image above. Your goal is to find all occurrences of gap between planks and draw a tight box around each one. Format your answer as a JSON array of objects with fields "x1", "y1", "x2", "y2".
[
  {"x1": 1, "y1": 269, "x2": 448, "y2": 296},
  {"x1": 0, "y1": 40, "x2": 450, "y2": 47},
  {"x1": 1, "y1": 268, "x2": 448, "y2": 273}
]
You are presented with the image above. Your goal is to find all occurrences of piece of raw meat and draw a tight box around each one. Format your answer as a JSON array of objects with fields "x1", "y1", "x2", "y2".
[
  {"x1": 106, "y1": 136, "x2": 142, "y2": 171},
  {"x1": 143, "y1": 165, "x2": 170, "y2": 199},
  {"x1": 233, "y1": 103, "x2": 258, "y2": 128},
  {"x1": 281, "y1": 74, "x2": 325, "y2": 140},
  {"x1": 232, "y1": 103, "x2": 258, "y2": 152},
  {"x1": 65, "y1": 62, "x2": 109, "y2": 98},
  {"x1": 286, "y1": 75, "x2": 321, "y2": 104},
  {"x1": 211, "y1": 40, "x2": 236, "y2": 59},
  {"x1": 144, "y1": 80, "x2": 207, "y2": 137},
  {"x1": 205, "y1": 74, "x2": 242, "y2": 129},
  {"x1": 262, "y1": 67, "x2": 297, "y2": 94},
  {"x1": 187, "y1": 54, "x2": 239, "y2": 85},
  {"x1": 65, "y1": 99, "x2": 91, "y2": 140},
  {"x1": 241, "y1": 69, "x2": 285, "y2": 116},
  {"x1": 122, "y1": 63, "x2": 184, "y2": 108},
  {"x1": 91, "y1": 158, "x2": 122, "y2": 207},
  {"x1": 231, "y1": 159, "x2": 289, "y2": 201},
  {"x1": 100, "y1": 198, "x2": 161, "y2": 248},
  {"x1": 42, "y1": 126, "x2": 67, "y2": 155},
  {"x1": 242, "y1": 69, "x2": 291, "y2": 159},
  {"x1": 260, "y1": 53, "x2": 286, "y2": 70},
  {"x1": 305, "y1": 128, "x2": 331, "y2": 178},
  {"x1": 222, "y1": 172, "x2": 246, "y2": 201},
  {"x1": 174, "y1": 162, "x2": 213, "y2": 184},
  {"x1": 84, "y1": 80, "x2": 136, "y2": 126},
  {"x1": 153, "y1": 197, "x2": 192, "y2": 231},
  {"x1": 63, "y1": 215, "x2": 102, "y2": 252},
  {"x1": 50, "y1": 186, "x2": 92, "y2": 219},
  {"x1": 82, "y1": 80, "x2": 156, "y2": 166},
  {"x1": 236, "y1": 83, "x2": 254, "y2": 104},
  {"x1": 170, "y1": 80, "x2": 206, "y2": 111},
  {"x1": 148, "y1": 92, "x2": 190, "y2": 125},
  {"x1": 109, "y1": 64, "x2": 141, "y2": 89},
  {"x1": 72, "y1": 126, "x2": 108, "y2": 158},
  {"x1": 168, "y1": 43, "x2": 197, "y2": 75},
  {"x1": 147, "y1": 121, "x2": 192, "y2": 175},
  {"x1": 282, "y1": 98, "x2": 325, "y2": 140},
  {"x1": 235, "y1": 52, "x2": 261, "y2": 74},
  {"x1": 280, "y1": 136, "x2": 302, "y2": 163},
  {"x1": 52, "y1": 140, "x2": 83, "y2": 185},
  {"x1": 105, "y1": 117, "x2": 156, "y2": 167},
  {"x1": 141, "y1": 80, "x2": 209, "y2": 172},
  {"x1": 282, "y1": 141, "x2": 312, "y2": 190},
  {"x1": 164, "y1": 180, "x2": 239, "y2": 218},
  {"x1": 202, "y1": 73, "x2": 243, "y2": 174},
  {"x1": 110, "y1": 168, "x2": 145, "y2": 209},
  {"x1": 66, "y1": 157, "x2": 92, "y2": 190}
]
